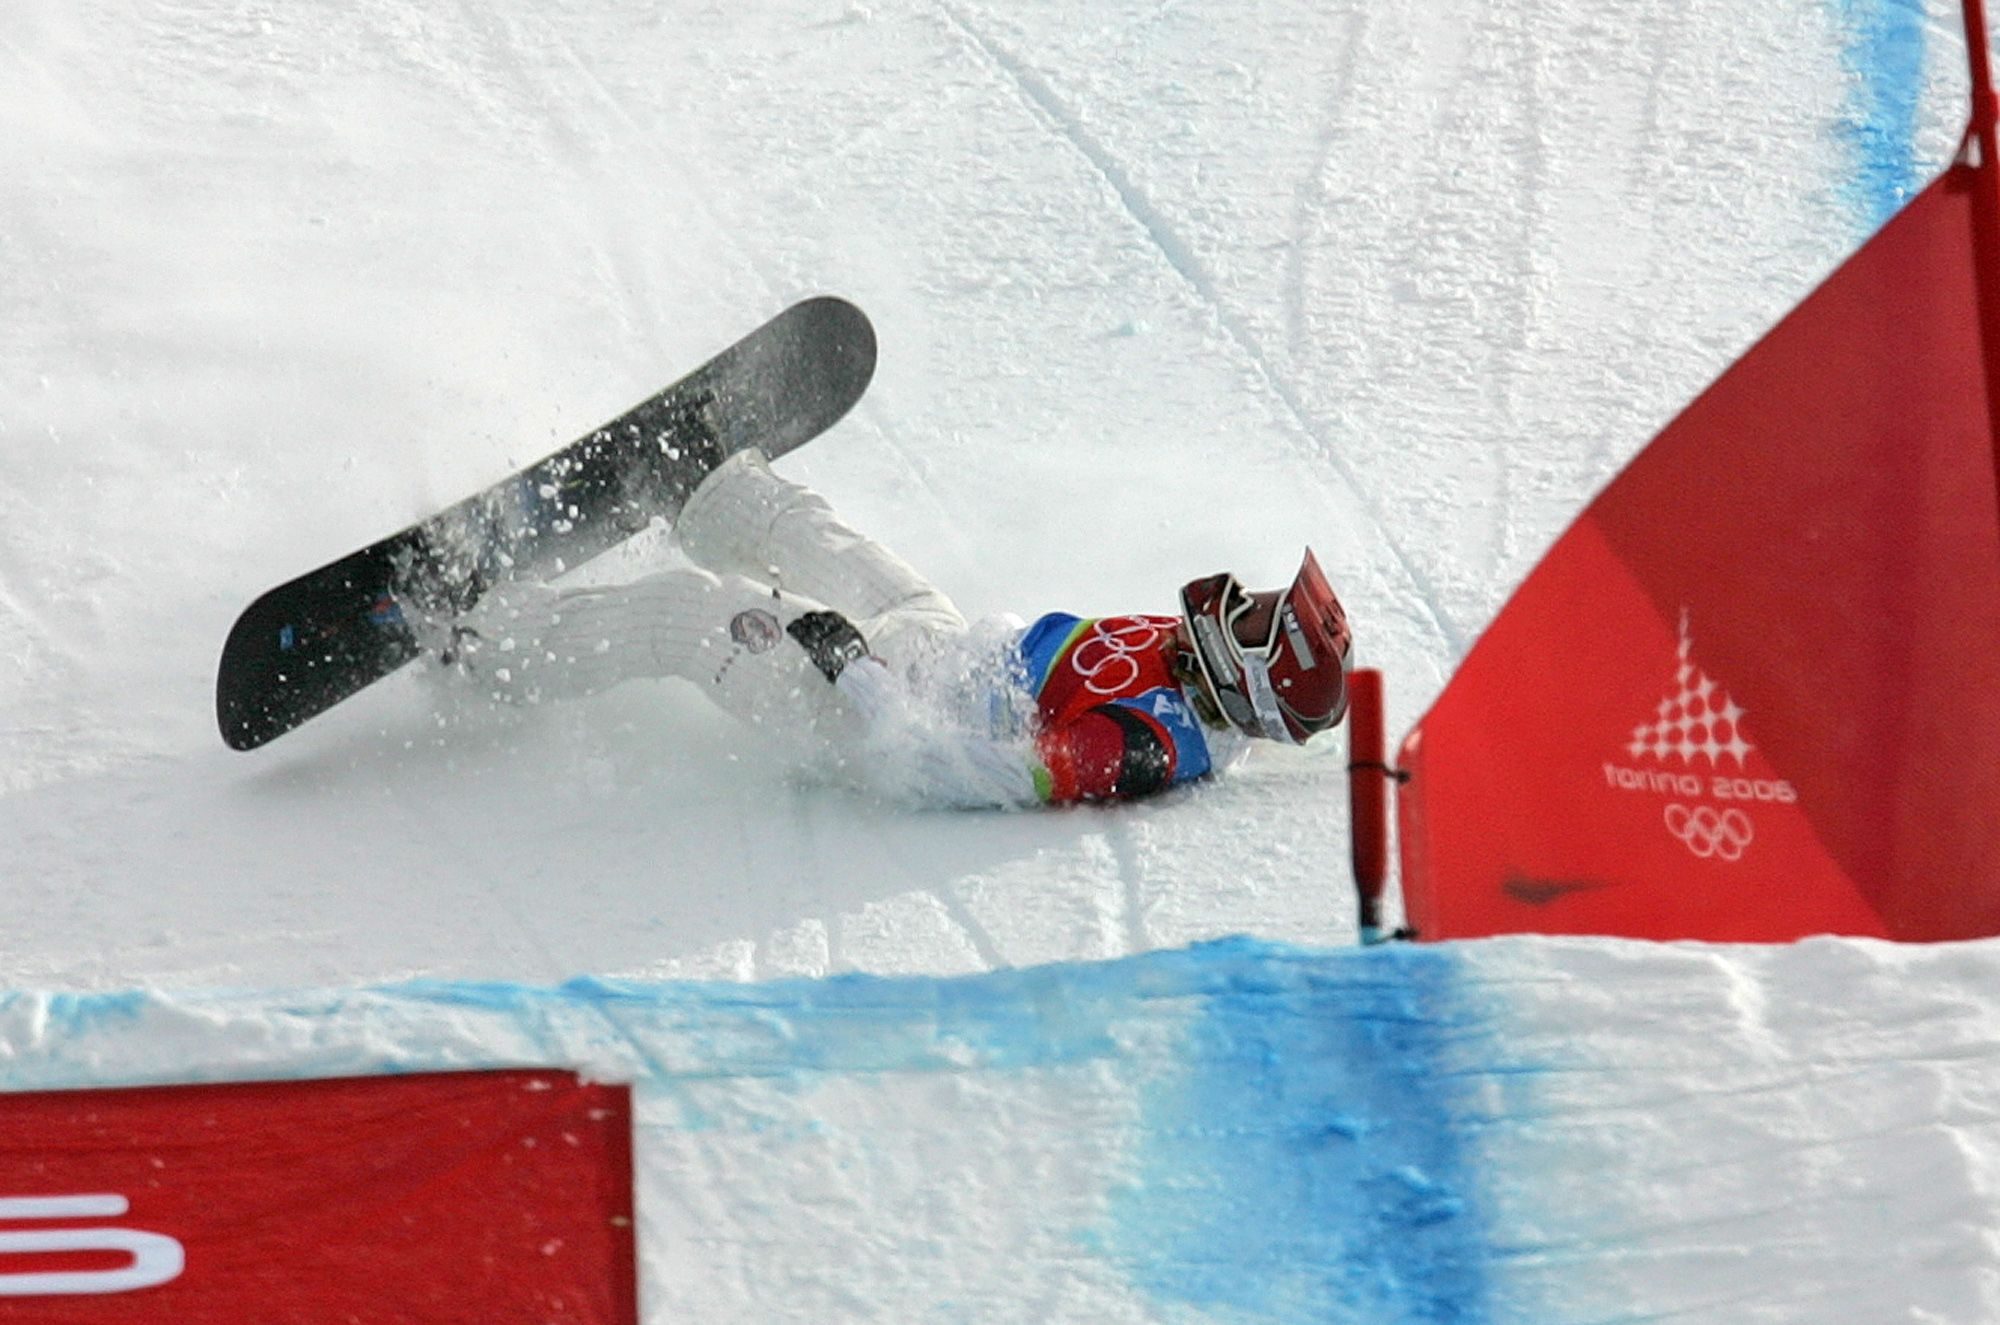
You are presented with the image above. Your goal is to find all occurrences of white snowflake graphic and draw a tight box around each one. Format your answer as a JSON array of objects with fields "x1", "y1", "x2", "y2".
[{"x1": 1625, "y1": 612, "x2": 1755, "y2": 768}]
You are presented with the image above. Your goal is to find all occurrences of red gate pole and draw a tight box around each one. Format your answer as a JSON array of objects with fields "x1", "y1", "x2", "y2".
[
  {"x1": 1962, "y1": 0, "x2": 2000, "y2": 530},
  {"x1": 1966, "y1": 0, "x2": 1999, "y2": 164},
  {"x1": 1346, "y1": 668, "x2": 1393, "y2": 944}
]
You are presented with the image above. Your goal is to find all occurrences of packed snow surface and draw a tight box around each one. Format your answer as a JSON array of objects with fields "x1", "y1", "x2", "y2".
[{"x1": 4, "y1": 0, "x2": 1994, "y2": 1320}]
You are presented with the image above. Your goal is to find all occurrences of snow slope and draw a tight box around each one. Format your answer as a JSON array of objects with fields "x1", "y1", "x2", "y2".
[{"x1": 5, "y1": 0, "x2": 1997, "y2": 1320}]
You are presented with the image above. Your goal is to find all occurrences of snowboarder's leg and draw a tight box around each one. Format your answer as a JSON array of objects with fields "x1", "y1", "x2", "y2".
[
  {"x1": 675, "y1": 450, "x2": 965, "y2": 671},
  {"x1": 442, "y1": 568, "x2": 865, "y2": 754}
]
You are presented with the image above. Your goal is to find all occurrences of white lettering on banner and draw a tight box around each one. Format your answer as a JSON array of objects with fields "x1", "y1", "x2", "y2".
[
  {"x1": 1069, "y1": 620, "x2": 1164, "y2": 696},
  {"x1": 1602, "y1": 764, "x2": 1798, "y2": 805},
  {"x1": 0, "y1": 1194, "x2": 185, "y2": 1297}
]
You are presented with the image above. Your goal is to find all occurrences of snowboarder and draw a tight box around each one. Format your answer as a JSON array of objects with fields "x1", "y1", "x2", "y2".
[{"x1": 430, "y1": 450, "x2": 1352, "y2": 807}]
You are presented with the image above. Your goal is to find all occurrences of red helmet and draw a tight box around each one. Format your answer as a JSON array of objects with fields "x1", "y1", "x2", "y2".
[{"x1": 1178, "y1": 549, "x2": 1351, "y2": 743}]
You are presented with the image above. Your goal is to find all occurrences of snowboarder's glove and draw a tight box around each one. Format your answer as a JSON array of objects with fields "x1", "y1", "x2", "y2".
[{"x1": 787, "y1": 610, "x2": 870, "y2": 683}]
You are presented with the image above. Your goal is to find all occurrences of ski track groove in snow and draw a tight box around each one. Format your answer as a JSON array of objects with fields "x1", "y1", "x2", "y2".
[
  {"x1": 0, "y1": 566, "x2": 58, "y2": 666},
  {"x1": 1283, "y1": 7, "x2": 1370, "y2": 376},
  {"x1": 1601, "y1": 6, "x2": 1683, "y2": 485},
  {"x1": 936, "y1": 0, "x2": 1470, "y2": 657},
  {"x1": 1474, "y1": 2, "x2": 1546, "y2": 580},
  {"x1": 1083, "y1": 818, "x2": 1152, "y2": 957},
  {"x1": 937, "y1": 886, "x2": 1007, "y2": 968},
  {"x1": 441, "y1": 0, "x2": 756, "y2": 372},
  {"x1": 446, "y1": 0, "x2": 654, "y2": 360}
]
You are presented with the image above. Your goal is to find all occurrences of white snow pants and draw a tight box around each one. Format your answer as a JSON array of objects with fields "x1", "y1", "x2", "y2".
[{"x1": 457, "y1": 450, "x2": 967, "y2": 759}]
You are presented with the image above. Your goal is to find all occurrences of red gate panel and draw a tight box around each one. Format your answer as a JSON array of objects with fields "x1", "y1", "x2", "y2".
[
  {"x1": 0, "y1": 1070, "x2": 635, "y2": 1323},
  {"x1": 1398, "y1": 162, "x2": 2000, "y2": 941}
]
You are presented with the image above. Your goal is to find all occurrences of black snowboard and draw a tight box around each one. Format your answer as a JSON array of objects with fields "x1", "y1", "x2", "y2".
[{"x1": 217, "y1": 296, "x2": 877, "y2": 751}]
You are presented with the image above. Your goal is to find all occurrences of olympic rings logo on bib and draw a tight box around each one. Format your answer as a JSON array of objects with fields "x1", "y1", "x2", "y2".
[
  {"x1": 1069, "y1": 619, "x2": 1166, "y2": 696},
  {"x1": 1663, "y1": 803, "x2": 1754, "y2": 861}
]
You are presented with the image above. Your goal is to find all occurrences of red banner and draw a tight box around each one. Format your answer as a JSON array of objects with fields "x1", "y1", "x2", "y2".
[
  {"x1": 1398, "y1": 161, "x2": 2000, "y2": 942},
  {"x1": 0, "y1": 1071, "x2": 636, "y2": 1323}
]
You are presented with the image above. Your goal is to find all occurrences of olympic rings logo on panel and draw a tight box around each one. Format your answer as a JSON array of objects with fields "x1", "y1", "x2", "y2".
[
  {"x1": 1069, "y1": 620, "x2": 1165, "y2": 696},
  {"x1": 1663, "y1": 803, "x2": 1754, "y2": 861}
]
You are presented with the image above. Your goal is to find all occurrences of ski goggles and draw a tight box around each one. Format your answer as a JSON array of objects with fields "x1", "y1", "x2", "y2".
[{"x1": 1178, "y1": 572, "x2": 1297, "y2": 743}]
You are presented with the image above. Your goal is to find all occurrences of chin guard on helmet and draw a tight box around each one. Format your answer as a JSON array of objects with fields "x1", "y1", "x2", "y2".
[{"x1": 1177, "y1": 549, "x2": 1352, "y2": 744}]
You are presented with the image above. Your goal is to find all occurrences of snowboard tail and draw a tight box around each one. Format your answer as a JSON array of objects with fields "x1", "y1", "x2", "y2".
[{"x1": 217, "y1": 296, "x2": 876, "y2": 751}]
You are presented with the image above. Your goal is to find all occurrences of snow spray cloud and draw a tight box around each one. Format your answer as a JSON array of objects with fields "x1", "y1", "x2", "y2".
[{"x1": 1835, "y1": 0, "x2": 1928, "y2": 229}]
